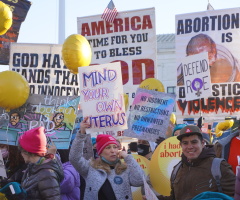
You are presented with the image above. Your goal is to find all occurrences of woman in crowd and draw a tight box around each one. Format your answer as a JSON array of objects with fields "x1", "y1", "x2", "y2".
[
  {"x1": 58, "y1": 149, "x2": 80, "y2": 200},
  {"x1": 69, "y1": 117, "x2": 145, "y2": 200},
  {"x1": 18, "y1": 126, "x2": 64, "y2": 200}
]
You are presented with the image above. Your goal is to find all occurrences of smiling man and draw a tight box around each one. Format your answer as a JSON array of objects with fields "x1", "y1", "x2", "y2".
[{"x1": 157, "y1": 125, "x2": 236, "y2": 200}]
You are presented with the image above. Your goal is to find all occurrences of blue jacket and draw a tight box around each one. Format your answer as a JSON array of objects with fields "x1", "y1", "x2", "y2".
[{"x1": 60, "y1": 161, "x2": 80, "y2": 200}]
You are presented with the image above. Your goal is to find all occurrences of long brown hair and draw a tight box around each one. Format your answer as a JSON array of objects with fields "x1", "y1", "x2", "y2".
[{"x1": 90, "y1": 158, "x2": 127, "y2": 175}]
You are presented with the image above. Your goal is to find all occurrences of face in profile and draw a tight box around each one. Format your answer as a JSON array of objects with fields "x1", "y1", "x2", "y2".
[{"x1": 174, "y1": 130, "x2": 181, "y2": 136}]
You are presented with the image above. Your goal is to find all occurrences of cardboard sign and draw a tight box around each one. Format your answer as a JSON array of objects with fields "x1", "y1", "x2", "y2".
[
  {"x1": 182, "y1": 52, "x2": 211, "y2": 101},
  {"x1": 78, "y1": 62, "x2": 127, "y2": 133},
  {"x1": 124, "y1": 88, "x2": 176, "y2": 141}
]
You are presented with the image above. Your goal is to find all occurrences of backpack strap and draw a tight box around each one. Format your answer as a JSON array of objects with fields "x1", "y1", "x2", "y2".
[
  {"x1": 170, "y1": 161, "x2": 182, "y2": 200},
  {"x1": 211, "y1": 158, "x2": 225, "y2": 193},
  {"x1": 171, "y1": 161, "x2": 182, "y2": 185}
]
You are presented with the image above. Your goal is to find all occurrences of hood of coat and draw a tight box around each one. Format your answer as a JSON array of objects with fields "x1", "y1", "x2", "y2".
[
  {"x1": 28, "y1": 158, "x2": 64, "y2": 182},
  {"x1": 181, "y1": 145, "x2": 216, "y2": 166}
]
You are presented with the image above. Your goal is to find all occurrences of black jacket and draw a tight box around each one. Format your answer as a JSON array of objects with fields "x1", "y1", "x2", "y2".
[{"x1": 21, "y1": 158, "x2": 64, "y2": 200}]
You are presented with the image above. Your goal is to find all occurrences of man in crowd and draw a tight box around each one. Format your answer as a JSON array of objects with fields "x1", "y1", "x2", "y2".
[{"x1": 157, "y1": 125, "x2": 236, "y2": 200}]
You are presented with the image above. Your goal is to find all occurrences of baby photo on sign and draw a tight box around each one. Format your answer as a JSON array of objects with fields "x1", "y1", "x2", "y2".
[{"x1": 177, "y1": 33, "x2": 240, "y2": 86}]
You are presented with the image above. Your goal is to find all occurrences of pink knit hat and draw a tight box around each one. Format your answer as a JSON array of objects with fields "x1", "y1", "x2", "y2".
[
  {"x1": 19, "y1": 127, "x2": 47, "y2": 156},
  {"x1": 96, "y1": 134, "x2": 118, "y2": 155}
]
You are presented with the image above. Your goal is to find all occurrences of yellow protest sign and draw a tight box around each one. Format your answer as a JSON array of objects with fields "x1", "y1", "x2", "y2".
[{"x1": 150, "y1": 136, "x2": 182, "y2": 196}]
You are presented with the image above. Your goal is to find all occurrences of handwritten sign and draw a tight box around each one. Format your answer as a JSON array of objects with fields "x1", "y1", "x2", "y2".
[
  {"x1": 78, "y1": 62, "x2": 127, "y2": 133},
  {"x1": 124, "y1": 88, "x2": 176, "y2": 141},
  {"x1": 0, "y1": 94, "x2": 79, "y2": 149},
  {"x1": 182, "y1": 52, "x2": 211, "y2": 101}
]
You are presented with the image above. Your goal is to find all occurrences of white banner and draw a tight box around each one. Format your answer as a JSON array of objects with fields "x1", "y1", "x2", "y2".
[
  {"x1": 78, "y1": 62, "x2": 127, "y2": 133},
  {"x1": 9, "y1": 43, "x2": 79, "y2": 96},
  {"x1": 77, "y1": 8, "x2": 157, "y2": 111}
]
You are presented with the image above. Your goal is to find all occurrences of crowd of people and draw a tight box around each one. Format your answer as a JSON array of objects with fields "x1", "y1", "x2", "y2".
[{"x1": 0, "y1": 117, "x2": 239, "y2": 200}]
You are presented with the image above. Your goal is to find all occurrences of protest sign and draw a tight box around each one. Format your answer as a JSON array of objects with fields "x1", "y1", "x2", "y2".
[
  {"x1": 0, "y1": 0, "x2": 31, "y2": 65},
  {"x1": 176, "y1": 8, "x2": 240, "y2": 120},
  {"x1": 182, "y1": 52, "x2": 211, "y2": 101},
  {"x1": 124, "y1": 88, "x2": 176, "y2": 141},
  {"x1": 0, "y1": 153, "x2": 6, "y2": 178},
  {"x1": 150, "y1": 136, "x2": 181, "y2": 196},
  {"x1": 77, "y1": 8, "x2": 157, "y2": 111},
  {"x1": 131, "y1": 154, "x2": 150, "y2": 200},
  {"x1": 0, "y1": 94, "x2": 79, "y2": 149},
  {"x1": 78, "y1": 62, "x2": 127, "y2": 133},
  {"x1": 9, "y1": 43, "x2": 79, "y2": 96},
  {"x1": 143, "y1": 178, "x2": 158, "y2": 200}
]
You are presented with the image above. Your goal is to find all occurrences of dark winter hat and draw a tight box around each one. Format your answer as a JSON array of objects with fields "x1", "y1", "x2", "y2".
[
  {"x1": 96, "y1": 134, "x2": 118, "y2": 155},
  {"x1": 19, "y1": 127, "x2": 47, "y2": 156},
  {"x1": 129, "y1": 142, "x2": 138, "y2": 152},
  {"x1": 177, "y1": 125, "x2": 203, "y2": 141}
]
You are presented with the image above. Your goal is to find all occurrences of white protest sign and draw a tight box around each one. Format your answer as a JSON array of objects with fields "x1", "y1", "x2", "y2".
[
  {"x1": 9, "y1": 43, "x2": 79, "y2": 96},
  {"x1": 175, "y1": 8, "x2": 240, "y2": 120},
  {"x1": 124, "y1": 88, "x2": 176, "y2": 142},
  {"x1": 78, "y1": 62, "x2": 127, "y2": 133},
  {"x1": 143, "y1": 177, "x2": 158, "y2": 200},
  {"x1": 0, "y1": 153, "x2": 7, "y2": 178},
  {"x1": 77, "y1": 8, "x2": 157, "y2": 112},
  {"x1": 182, "y1": 52, "x2": 211, "y2": 101}
]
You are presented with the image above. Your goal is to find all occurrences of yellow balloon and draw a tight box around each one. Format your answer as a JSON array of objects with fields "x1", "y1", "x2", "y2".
[
  {"x1": 139, "y1": 78, "x2": 165, "y2": 92},
  {"x1": 0, "y1": 1, "x2": 12, "y2": 35},
  {"x1": 62, "y1": 34, "x2": 92, "y2": 74},
  {"x1": 225, "y1": 118, "x2": 234, "y2": 128},
  {"x1": 0, "y1": 71, "x2": 29, "y2": 112},
  {"x1": 215, "y1": 119, "x2": 234, "y2": 137},
  {"x1": 124, "y1": 93, "x2": 129, "y2": 111},
  {"x1": 170, "y1": 113, "x2": 176, "y2": 124}
]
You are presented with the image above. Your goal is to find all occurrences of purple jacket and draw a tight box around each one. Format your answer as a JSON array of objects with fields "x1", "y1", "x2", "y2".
[
  {"x1": 60, "y1": 161, "x2": 80, "y2": 200},
  {"x1": 235, "y1": 168, "x2": 240, "y2": 200}
]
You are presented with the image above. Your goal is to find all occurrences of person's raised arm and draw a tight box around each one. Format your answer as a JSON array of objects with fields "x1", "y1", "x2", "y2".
[{"x1": 80, "y1": 116, "x2": 90, "y2": 134}]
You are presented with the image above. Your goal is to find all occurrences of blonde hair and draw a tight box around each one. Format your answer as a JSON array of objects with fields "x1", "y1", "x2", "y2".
[{"x1": 90, "y1": 157, "x2": 127, "y2": 175}]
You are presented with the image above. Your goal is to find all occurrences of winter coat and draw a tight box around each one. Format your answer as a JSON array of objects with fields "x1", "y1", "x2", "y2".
[
  {"x1": 234, "y1": 167, "x2": 240, "y2": 200},
  {"x1": 157, "y1": 146, "x2": 236, "y2": 200},
  {"x1": 214, "y1": 131, "x2": 239, "y2": 160},
  {"x1": 69, "y1": 133, "x2": 145, "y2": 200},
  {"x1": 21, "y1": 157, "x2": 64, "y2": 200},
  {"x1": 60, "y1": 161, "x2": 80, "y2": 200}
]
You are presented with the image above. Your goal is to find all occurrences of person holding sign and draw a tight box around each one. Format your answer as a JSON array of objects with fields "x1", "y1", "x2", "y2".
[
  {"x1": 157, "y1": 125, "x2": 236, "y2": 200},
  {"x1": 69, "y1": 117, "x2": 145, "y2": 200}
]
